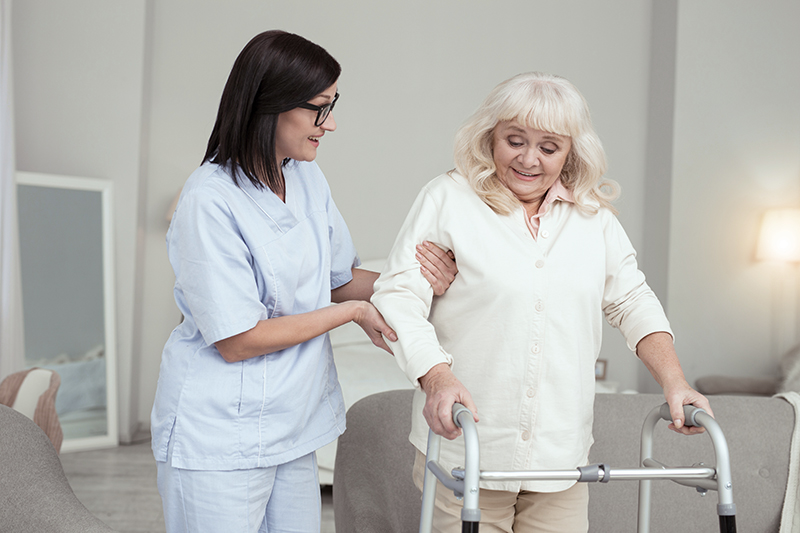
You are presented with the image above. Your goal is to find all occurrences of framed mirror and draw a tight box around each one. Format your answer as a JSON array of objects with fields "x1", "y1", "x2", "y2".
[{"x1": 16, "y1": 171, "x2": 118, "y2": 452}]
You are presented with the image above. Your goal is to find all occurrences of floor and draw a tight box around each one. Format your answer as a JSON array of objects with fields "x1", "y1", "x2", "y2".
[{"x1": 59, "y1": 441, "x2": 336, "y2": 533}]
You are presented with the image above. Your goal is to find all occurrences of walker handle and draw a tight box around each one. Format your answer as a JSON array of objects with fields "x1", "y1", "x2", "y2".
[
  {"x1": 452, "y1": 403, "x2": 474, "y2": 427},
  {"x1": 450, "y1": 403, "x2": 481, "y2": 525},
  {"x1": 658, "y1": 403, "x2": 707, "y2": 427}
]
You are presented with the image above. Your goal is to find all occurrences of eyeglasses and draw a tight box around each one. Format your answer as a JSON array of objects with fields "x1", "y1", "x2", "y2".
[{"x1": 297, "y1": 92, "x2": 339, "y2": 127}]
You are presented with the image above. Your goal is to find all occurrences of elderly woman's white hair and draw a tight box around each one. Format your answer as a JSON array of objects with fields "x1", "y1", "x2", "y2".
[{"x1": 453, "y1": 71, "x2": 618, "y2": 215}]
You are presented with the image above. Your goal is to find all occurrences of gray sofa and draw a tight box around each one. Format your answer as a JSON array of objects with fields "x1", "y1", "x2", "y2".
[
  {"x1": 0, "y1": 404, "x2": 113, "y2": 532},
  {"x1": 333, "y1": 389, "x2": 796, "y2": 532}
]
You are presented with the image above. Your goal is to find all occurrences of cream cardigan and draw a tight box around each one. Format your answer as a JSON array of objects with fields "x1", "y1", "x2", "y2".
[{"x1": 371, "y1": 172, "x2": 672, "y2": 492}]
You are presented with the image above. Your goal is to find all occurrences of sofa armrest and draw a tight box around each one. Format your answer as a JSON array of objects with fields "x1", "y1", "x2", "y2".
[
  {"x1": 0, "y1": 405, "x2": 113, "y2": 532},
  {"x1": 334, "y1": 389, "x2": 419, "y2": 532}
]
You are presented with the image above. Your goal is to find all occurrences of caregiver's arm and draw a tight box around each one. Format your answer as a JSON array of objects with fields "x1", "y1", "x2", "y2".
[
  {"x1": 217, "y1": 243, "x2": 461, "y2": 361},
  {"x1": 215, "y1": 301, "x2": 395, "y2": 363},
  {"x1": 331, "y1": 268, "x2": 380, "y2": 303},
  {"x1": 636, "y1": 331, "x2": 714, "y2": 435},
  {"x1": 331, "y1": 243, "x2": 458, "y2": 303}
]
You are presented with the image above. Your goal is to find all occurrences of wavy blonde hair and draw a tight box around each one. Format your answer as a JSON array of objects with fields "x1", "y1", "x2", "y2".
[{"x1": 453, "y1": 72, "x2": 618, "y2": 215}]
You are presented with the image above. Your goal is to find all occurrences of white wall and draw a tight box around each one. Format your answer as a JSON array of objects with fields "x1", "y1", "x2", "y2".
[
  {"x1": 12, "y1": 0, "x2": 147, "y2": 440},
  {"x1": 666, "y1": 0, "x2": 800, "y2": 386},
  {"x1": 12, "y1": 0, "x2": 800, "y2": 437}
]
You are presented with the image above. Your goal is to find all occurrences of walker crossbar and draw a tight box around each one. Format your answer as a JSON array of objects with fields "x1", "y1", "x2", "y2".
[{"x1": 419, "y1": 402, "x2": 736, "y2": 533}]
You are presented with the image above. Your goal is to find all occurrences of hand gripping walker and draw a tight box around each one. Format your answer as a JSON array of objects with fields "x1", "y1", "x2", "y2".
[{"x1": 419, "y1": 402, "x2": 736, "y2": 533}]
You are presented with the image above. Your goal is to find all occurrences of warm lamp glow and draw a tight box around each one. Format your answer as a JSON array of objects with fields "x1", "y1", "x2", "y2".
[{"x1": 757, "y1": 209, "x2": 800, "y2": 262}]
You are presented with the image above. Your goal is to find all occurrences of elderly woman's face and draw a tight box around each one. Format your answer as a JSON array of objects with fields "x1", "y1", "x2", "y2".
[{"x1": 492, "y1": 121, "x2": 571, "y2": 215}]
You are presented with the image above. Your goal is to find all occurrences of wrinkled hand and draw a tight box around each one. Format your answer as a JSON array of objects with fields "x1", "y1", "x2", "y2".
[
  {"x1": 662, "y1": 380, "x2": 714, "y2": 435},
  {"x1": 417, "y1": 242, "x2": 458, "y2": 296},
  {"x1": 352, "y1": 301, "x2": 397, "y2": 355},
  {"x1": 418, "y1": 363, "x2": 478, "y2": 439}
]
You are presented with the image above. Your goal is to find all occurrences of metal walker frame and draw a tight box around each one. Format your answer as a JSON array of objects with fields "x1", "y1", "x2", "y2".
[{"x1": 419, "y1": 403, "x2": 736, "y2": 533}]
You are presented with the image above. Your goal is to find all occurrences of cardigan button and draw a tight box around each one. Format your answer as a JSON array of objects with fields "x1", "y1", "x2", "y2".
[
  {"x1": 541, "y1": 230, "x2": 550, "y2": 239},
  {"x1": 535, "y1": 260, "x2": 545, "y2": 268},
  {"x1": 521, "y1": 431, "x2": 531, "y2": 441}
]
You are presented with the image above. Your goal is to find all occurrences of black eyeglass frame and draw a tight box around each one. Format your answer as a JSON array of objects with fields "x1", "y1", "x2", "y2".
[{"x1": 296, "y1": 92, "x2": 339, "y2": 127}]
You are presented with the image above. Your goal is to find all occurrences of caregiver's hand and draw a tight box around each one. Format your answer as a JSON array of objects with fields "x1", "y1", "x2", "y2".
[
  {"x1": 352, "y1": 301, "x2": 397, "y2": 355},
  {"x1": 417, "y1": 242, "x2": 458, "y2": 296},
  {"x1": 418, "y1": 363, "x2": 478, "y2": 440}
]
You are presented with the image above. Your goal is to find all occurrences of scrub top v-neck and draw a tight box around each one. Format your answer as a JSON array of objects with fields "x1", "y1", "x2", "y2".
[{"x1": 151, "y1": 160, "x2": 359, "y2": 471}]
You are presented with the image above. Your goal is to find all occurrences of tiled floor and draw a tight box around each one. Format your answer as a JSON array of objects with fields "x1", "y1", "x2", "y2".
[{"x1": 59, "y1": 441, "x2": 336, "y2": 533}]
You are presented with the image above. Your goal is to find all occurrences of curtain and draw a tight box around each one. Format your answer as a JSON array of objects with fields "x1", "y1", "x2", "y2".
[{"x1": 0, "y1": 0, "x2": 25, "y2": 380}]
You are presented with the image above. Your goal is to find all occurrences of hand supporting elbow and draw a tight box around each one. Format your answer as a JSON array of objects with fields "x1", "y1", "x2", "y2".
[{"x1": 351, "y1": 301, "x2": 397, "y2": 354}]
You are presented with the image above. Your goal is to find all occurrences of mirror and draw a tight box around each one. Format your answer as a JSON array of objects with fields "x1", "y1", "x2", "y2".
[{"x1": 16, "y1": 171, "x2": 118, "y2": 451}]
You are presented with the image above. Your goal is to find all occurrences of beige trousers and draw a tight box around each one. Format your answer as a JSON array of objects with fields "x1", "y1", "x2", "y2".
[{"x1": 413, "y1": 450, "x2": 589, "y2": 533}]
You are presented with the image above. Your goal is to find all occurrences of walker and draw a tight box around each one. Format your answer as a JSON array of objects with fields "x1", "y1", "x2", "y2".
[{"x1": 419, "y1": 402, "x2": 736, "y2": 533}]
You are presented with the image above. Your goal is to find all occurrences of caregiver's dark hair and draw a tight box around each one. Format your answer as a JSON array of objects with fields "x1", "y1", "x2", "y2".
[{"x1": 203, "y1": 30, "x2": 341, "y2": 195}]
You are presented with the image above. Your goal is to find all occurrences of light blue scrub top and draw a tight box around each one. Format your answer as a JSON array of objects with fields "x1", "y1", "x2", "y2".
[{"x1": 151, "y1": 160, "x2": 359, "y2": 471}]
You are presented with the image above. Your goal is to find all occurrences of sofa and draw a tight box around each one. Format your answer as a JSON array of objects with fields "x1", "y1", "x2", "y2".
[
  {"x1": 333, "y1": 389, "x2": 798, "y2": 532},
  {"x1": 0, "y1": 404, "x2": 113, "y2": 532}
]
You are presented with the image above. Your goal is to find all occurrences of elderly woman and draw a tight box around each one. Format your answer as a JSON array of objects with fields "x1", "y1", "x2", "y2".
[{"x1": 371, "y1": 72, "x2": 712, "y2": 532}]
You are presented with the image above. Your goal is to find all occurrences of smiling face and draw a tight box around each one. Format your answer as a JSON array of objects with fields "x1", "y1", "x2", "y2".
[
  {"x1": 491, "y1": 121, "x2": 572, "y2": 216},
  {"x1": 274, "y1": 82, "x2": 338, "y2": 164}
]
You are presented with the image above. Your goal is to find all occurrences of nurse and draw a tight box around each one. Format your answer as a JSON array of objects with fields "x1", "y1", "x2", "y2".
[{"x1": 150, "y1": 30, "x2": 456, "y2": 533}]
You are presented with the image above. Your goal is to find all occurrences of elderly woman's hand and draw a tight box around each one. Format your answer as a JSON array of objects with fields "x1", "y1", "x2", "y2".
[
  {"x1": 636, "y1": 331, "x2": 715, "y2": 435},
  {"x1": 417, "y1": 242, "x2": 457, "y2": 296},
  {"x1": 418, "y1": 363, "x2": 478, "y2": 439},
  {"x1": 662, "y1": 380, "x2": 714, "y2": 436}
]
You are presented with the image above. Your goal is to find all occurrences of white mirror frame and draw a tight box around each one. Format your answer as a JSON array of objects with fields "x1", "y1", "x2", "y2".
[{"x1": 16, "y1": 171, "x2": 118, "y2": 452}]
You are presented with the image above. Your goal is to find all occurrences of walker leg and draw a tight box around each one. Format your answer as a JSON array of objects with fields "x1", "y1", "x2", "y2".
[
  {"x1": 419, "y1": 429, "x2": 441, "y2": 533},
  {"x1": 719, "y1": 515, "x2": 736, "y2": 533},
  {"x1": 637, "y1": 407, "x2": 661, "y2": 533},
  {"x1": 462, "y1": 521, "x2": 479, "y2": 532}
]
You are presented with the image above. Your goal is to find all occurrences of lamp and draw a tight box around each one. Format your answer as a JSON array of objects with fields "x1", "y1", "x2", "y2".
[
  {"x1": 756, "y1": 208, "x2": 800, "y2": 262},
  {"x1": 757, "y1": 208, "x2": 800, "y2": 361}
]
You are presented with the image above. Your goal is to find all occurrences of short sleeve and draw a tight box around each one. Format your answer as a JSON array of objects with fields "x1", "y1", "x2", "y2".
[
  {"x1": 319, "y1": 175, "x2": 359, "y2": 290},
  {"x1": 168, "y1": 187, "x2": 267, "y2": 346}
]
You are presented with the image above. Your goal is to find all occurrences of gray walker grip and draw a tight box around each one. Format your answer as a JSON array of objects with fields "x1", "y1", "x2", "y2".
[{"x1": 658, "y1": 403, "x2": 706, "y2": 427}]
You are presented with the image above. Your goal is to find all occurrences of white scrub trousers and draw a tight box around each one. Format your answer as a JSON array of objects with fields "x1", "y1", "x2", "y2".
[{"x1": 157, "y1": 448, "x2": 322, "y2": 533}]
